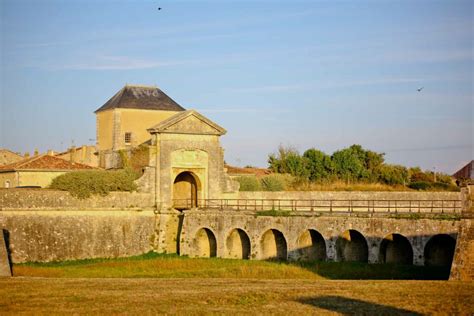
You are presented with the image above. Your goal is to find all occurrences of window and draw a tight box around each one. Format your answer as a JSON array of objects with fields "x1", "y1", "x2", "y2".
[
  {"x1": 5, "y1": 180, "x2": 10, "y2": 188},
  {"x1": 124, "y1": 132, "x2": 132, "y2": 144}
]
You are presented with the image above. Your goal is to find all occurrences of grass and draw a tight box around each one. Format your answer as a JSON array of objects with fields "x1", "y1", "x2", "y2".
[
  {"x1": 389, "y1": 213, "x2": 461, "y2": 221},
  {"x1": 4, "y1": 254, "x2": 472, "y2": 314},
  {"x1": 255, "y1": 210, "x2": 292, "y2": 217},
  {"x1": 1, "y1": 278, "x2": 473, "y2": 314},
  {"x1": 13, "y1": 252, "x2": 451, "y2": 280}
]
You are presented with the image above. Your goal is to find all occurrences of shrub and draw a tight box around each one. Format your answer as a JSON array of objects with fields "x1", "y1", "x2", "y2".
[
  {"x1": 50, "y1": 169, "x2": 138, "y2": 198},
  {"x1": 260, "y1": 174, "x2": 287, "y2": 191},
  {"x1": 235, "y1": 176, "x2": 261, "y2": 191},
  {"x1": 408, "y1": 181, "x2": 432, "y2": 191}
]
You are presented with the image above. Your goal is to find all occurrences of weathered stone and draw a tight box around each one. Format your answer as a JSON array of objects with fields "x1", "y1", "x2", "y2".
[
  {"x1": 0, "y1": 231, "x2": 11, "y2": 276},
  {"x1": 0, "y1": 210, "x2": 155, "y2": 263}
]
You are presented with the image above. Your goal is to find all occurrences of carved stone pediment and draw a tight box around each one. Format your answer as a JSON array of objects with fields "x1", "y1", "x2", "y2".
[{"x1": 147, "y1": 110, "x2": 226, "y2": 136}]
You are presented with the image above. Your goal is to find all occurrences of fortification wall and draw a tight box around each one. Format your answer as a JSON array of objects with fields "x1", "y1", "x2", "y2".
[
  {"x1": 0, "y1": 210, "x2": 156, "y2": 263},
  {"x1": 450, "y1": 219, "x2": 474, "y2": 281},
  {"x1": 0, "y1": 189, "x2": 154, "y2": 210}
]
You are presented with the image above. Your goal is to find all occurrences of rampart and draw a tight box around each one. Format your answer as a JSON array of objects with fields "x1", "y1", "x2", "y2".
[
  {"x1": 0, "y1": 189, "x2": 154, "y2": 210},
  {"x1": 1, "y1": 210, "x2": 156, "y2": 263}
]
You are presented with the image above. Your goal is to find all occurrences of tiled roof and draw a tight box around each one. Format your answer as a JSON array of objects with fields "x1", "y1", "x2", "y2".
[
  {"x1": 225, "y1": 165, "x2": 271, "y2": 177},
  {"x1": 453, "y1": 160, "x2": 474, "y2": 179},
  {"x1": 95, "y1": 84, "x2": 186, "y2": 113},
  {"x1": 0, "y1": 148, "x2": 23, "y2": 165},
  {"x1": 0, "y1": 155, "x2": 96, "y2": 171}
]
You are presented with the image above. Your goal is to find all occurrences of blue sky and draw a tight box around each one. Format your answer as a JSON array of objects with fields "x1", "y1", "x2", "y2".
[{"x1": 0, "y1": 0, "x2": 472, "y2": 173}]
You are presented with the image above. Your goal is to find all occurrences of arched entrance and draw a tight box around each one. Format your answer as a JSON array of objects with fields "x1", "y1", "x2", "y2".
[
  {"x1": 173, "y1": 171, "x2": 200, "y2": 210},
  {"x1": 379, "y1": 234, "x2": 413, "y2": 265}
]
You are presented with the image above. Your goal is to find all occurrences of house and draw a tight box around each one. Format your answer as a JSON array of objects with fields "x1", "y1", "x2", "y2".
[
  {"x1": 95, "y1": 84, "x2": 185, "y2": 168},
  {"x1": 452, "y1": 160, "x2": 473, "y2": 181},
  {"x1": 0, "y1": 149, "x2": 23, "y2": 166},
  {"x1": 0, "y1": 154, "x2": 95, "y2": 188},
  {"x1": 55, "y1": 145, "x2": 99, "y2": 168}
]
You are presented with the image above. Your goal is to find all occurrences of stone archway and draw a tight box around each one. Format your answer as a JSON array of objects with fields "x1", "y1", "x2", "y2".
[
  {"x1": 226, "y1": 228, "x2": 251, "y2": 260},
  {"x1": 296, "y1": 229, "x2": 326, "y2": 261},
  {"x1": 173, "y1": 171, "x2": 200, "y2": 210},
  {"x1": 194, "y1": 228, "x2": 217, "y2": 258},
  {"x1": 379, "y1": 234, "x2": 413, "y2": 264},
  {"x1": 336, "y1": 230, "x2": 368, "y2": 262},
  {"x1": 424, "y1": 234, "x2": 456, "y2": 267},
  {"x1": 260, "y1": 229, "x2": 287, "y2": 261}
]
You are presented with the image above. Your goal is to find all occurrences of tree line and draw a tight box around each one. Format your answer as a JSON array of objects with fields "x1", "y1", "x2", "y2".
[{"x1": 267, "y1": 145, "x2": 455, "y2": 190}]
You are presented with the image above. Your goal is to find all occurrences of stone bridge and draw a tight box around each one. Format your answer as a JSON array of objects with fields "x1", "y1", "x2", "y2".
[{"x1": 165, "y1": 198, "x2": 467, "y2": 267}]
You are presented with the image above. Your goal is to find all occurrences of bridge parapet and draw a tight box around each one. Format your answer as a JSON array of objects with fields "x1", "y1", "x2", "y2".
[{"x1": 174, "y1": 198, "x2": 467, "y2": 218}]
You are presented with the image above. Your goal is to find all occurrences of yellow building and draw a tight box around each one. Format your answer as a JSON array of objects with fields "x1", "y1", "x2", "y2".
[
  {"x1": 55, "y1": 145, "x2": 99, "y2": 168},
  {"x1": 0, "y1": 154, "x2": 95, "y2": 188},
  {"x1": 95, "y1": 84, "x2": 185, "y2": 168}
]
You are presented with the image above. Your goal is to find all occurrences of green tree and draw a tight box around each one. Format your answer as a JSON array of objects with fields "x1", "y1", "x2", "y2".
[
  {"x1": 268, "y1": 145, "x2": 309, "y2": 179},
  {"x1": 331, "y1": 146, "x2": 367, "y2": 182},
  {"x1": 376, "y1": 164, "x2": 409, "y2": 185},
  {"x1": 303, "y1": 148, "x2": 333, "y2": 181}
]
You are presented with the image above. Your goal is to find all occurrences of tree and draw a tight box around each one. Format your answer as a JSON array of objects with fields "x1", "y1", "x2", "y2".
[
  {"x1": 303, "y1": 148, "x2": 333, "y2": 181},
  {"x1": 331, "y1": 146, "x2": 368, "y2": 182},
  {"x1": 268, "y1": 145, "x2": 309, "y2": 178}
]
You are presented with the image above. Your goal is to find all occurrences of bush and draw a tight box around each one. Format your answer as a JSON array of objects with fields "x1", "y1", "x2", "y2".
[
  {"x1": 50, "y1": 169, "x2": 138, "y2": 198},
  {"x1": 260, "y1": 174, "x2": 287, "y2": 191},
  {"x1": 408, "y1": 181, "x2": 432, "y2": 191},
  {"x1": 235, "y1": 176, "x2": 261, "y2": 191}
]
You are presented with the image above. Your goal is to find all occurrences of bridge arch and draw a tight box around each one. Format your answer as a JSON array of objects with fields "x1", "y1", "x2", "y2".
[
  {"x1": 336, "y1": 229, "x2": 368, "y2": 262},
  {"x1": 194, "y1": 227, "x2": 217, "y2": 258},
  {"x1": 296, "y1": 229, "x2": 326, "y2": 261},
  {"x1": 379, "y1": 233, "x2": 413, "y2": 264},
  {"x1": 260, "y1": 229, "x2": 287, "y2": 260},
  {"x1": 424, "y1": 234, "x2": 456, "y2": 267},
  {"x1": 173, "y1": 171, "x2": 201, "y2": 210},
  {"x1": 225, "y1": 228, "x2": 251, "y2": 259}
]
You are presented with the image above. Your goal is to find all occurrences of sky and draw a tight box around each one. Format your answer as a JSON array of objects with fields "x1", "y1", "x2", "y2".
[{"x1": 0, "y1": 0, "x2": 472, "y2": 174}]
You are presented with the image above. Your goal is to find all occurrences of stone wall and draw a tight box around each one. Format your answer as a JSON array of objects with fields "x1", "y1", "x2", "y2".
[
  {"x1": 450, "y1": 219, "x2": 474, "y2": 281},
  {"x1": 0, "y1": 189, "x2": 154, "y2": 210},
  {"x1": 0, "y1": 210, "x2": 156, "y2": 263}
]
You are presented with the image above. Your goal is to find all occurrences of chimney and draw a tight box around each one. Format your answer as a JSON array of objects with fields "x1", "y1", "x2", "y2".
[
  {"x1": 34, "y1": 149, "x2": 39, "y2": 156},
  {"x1": 47, "y1": 150, "x2": 54, "y2": 156},
  {"x1": 24, "y1": 152, "x2": 30, "y2": 158}
]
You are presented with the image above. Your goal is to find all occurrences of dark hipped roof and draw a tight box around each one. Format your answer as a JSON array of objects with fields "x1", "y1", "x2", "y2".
[{"x1": 95, "y1": 84, "x2": 186, "y2": 113}]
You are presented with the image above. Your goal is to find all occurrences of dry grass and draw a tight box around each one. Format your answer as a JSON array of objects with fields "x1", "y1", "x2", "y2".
[
  {"x1": 12, "y1": 253, "x2": 451, "y2": 280},
  {"x1": 1, "y1": 278, "x2": 473, "y2": 315},
  {"x1": 287, "y1": 180, "x2": 412, "y2": 191}
]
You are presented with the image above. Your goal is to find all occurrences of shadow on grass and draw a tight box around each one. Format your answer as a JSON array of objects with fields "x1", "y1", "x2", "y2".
[
  {"x1": 291, "y1": 260, "x2": 451, "y2": 280},
  {"x1": 296, "y1": 295, "x2": 423, "y2": 315}
]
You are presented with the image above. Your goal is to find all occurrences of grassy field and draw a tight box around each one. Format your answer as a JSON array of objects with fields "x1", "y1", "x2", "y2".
[
  {"x1": 12, "y1": 252, "x2": 452, "y2": 280},
  {"x1": 1, "y1": 278, "x2": 473, "y2": 314},
  {"x1": 3, "y1": 253, "x2": 472, "y2": 314}
]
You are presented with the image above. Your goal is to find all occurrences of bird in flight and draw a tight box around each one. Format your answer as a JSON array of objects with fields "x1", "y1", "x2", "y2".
[
  {"x1": 417, "y1": 87, "x2": 424, "y2": 92},
  {"x1": 158, "y1": 7, "x2": 162, "y2": 10}
]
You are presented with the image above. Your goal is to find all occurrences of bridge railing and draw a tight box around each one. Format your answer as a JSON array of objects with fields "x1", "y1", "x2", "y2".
[{"x1": 173, "y1": 198, "x2": 465, "y2": 216}]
